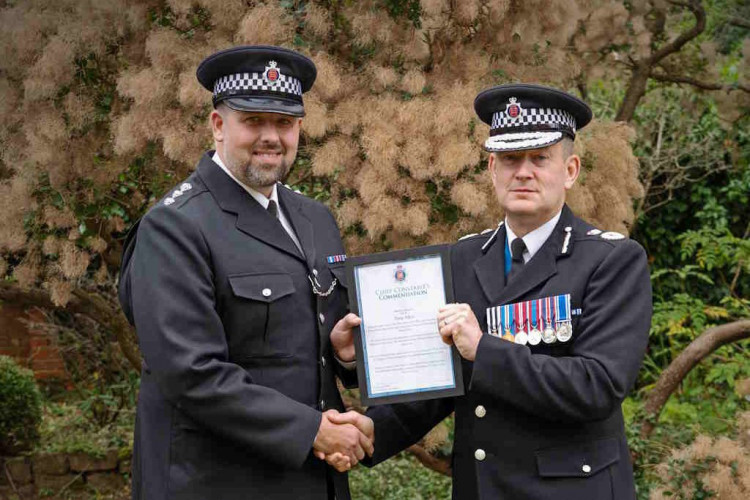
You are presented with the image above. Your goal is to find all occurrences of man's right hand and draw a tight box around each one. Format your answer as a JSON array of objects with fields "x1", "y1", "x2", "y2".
[{"x1": 312, "y1": 410, "x2": 374, "y2": 472}]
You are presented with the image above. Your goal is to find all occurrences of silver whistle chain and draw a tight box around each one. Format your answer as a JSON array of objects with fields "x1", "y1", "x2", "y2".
[{"x1": 308, "y1": 274, "x2": 337, "y2": 297}]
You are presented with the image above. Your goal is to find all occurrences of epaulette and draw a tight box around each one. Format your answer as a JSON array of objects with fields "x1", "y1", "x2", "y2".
[
  {"x1": 282, "y1": 183, "x2": 303, "y2": 195},
  {"x1": 581, "y1": 228, "x2": 626, "y2": 241},
  {"x1": 162, "y1": 181, "x2": 204, "y2": 208},
  {"x1": 457, "y1": 224, "x2": 500, "y2": 242},
  {"x1": 479, "y1": 221, "x2": 504, "y2": 252}
]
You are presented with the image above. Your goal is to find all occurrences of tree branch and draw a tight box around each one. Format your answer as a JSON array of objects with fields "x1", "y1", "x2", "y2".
[
  {"x1": 640, "y1": 319, "x2": 750, "y2": 438},
  {"x1": 648, "y1": 1, "x2": 706, "y2": 65},
  {"x1": 728, "y1": 16, "x2": 750, "y2": 30},
  {"x1": 650, "y1": 72, "x2": 750, "y2": 93},
  {"x1": 406, "y1": 444, "x2": 452, "y2": 476}
]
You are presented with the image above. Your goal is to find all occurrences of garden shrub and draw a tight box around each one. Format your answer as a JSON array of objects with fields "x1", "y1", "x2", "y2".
[{"x1": 0, "y1": 355, "x2": 43, "y2": 454}]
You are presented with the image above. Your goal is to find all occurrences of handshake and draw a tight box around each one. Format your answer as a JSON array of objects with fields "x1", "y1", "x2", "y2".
[{"x1": 312, "y1": 409, "x2": 374, "y2": 472}]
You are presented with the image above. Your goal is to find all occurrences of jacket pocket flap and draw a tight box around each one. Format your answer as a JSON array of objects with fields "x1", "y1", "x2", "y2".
[
  {"x1": 229, "y1": 273, "x2": 295, "y2": 303},
  {"x1": 536, "y1": 437, "x2": 620, "y2": 478},
  {"x1": 329, "y1": 263, "x2": 348, "y2": 288}
]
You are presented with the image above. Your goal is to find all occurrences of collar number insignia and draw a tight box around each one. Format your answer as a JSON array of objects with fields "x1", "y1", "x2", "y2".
[
  {"x1": 264, "y1": 60, "x2": 281, "y2": 85},
  {"x1": 506, "y1": 97, "x2": 522, "y2": 119}
]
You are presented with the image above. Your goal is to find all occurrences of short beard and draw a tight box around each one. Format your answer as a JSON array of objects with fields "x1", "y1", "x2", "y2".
[{"x1": 224, "y1": 152, "x2": 291, "y2": 190}]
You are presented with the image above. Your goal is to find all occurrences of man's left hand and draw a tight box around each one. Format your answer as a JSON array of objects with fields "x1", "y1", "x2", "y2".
[
  {"x1": 330, "y1": 313, "x2": 361, "y2": 362},
  {"x1": 438, "y1": 303, "x2": 482, "y2": 361}
]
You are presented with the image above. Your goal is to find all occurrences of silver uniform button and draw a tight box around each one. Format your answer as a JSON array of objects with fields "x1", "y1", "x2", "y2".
[
  {"x1": 319, "y1": 313, "x2": 325, "y2": 324},
  {"x1": 474, "y1": 449, "x2": 486, "y2": 461},
  {"x1": 320, "y1": 400, "x2": 326, "y2": 410},
  {"x1": 312, "y1": 268, "x2": 318, "y2": 276},
  {"x1": 475, "y1": 405, "x2": 486, "y2": 418},
  {"x1": 262, "y1": 288, "x2": 272, "y2": 297},
  {"x1": 582, "y1": 464, "x2": 591, "y2": 473},
  {"x1": 321, "y1": 356, "x2": 327, "y2": 367}
]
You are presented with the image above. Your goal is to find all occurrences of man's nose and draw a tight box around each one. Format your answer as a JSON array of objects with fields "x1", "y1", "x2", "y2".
[
  {"x1": 514, "y1": 157, "x2": 534, "y2": 178},
  {"x1": 258, "y1": 123, "x2": 281, "y2": 143}
]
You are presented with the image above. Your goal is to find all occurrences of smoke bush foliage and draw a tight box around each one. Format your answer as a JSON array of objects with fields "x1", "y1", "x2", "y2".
[
  {"x1": 0, "y1": 0, "x2": 745, "y2": 306},
  {"x1": 0, "y1": 0, "x2": 657, "y2": 305}
]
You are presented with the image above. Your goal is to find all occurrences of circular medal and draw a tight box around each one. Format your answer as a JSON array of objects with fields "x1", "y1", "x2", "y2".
[
  {"x1": 514, "y1": 330, "x2": 528, "y2": 346},
  {"x1": 556, "y1": 321, "x2": 573, "y2": 342},
  {"x1": 503, "y1": 329, "x2": 514, "y2": 341},
  {"x1": 528, "y1": 328, "x2": 542, "y2": 346},
  {"x1": 542, "y1": 325, "x2": 556, "y2": 344}
]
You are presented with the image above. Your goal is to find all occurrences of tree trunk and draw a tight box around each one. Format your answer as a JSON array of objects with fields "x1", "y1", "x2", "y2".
[
  {"x1": 616, "y1": 65, "x2": 651, "y2": 122},
  {"x1": 640, "y1": 319, "x2": 750, "y2": 439}
]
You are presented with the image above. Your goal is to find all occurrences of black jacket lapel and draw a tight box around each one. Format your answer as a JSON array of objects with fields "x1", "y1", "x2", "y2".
[
  {"x1": 196, "y1": 153, "x2": 304, "y2": 262},
  {"x1": 473, "y1": 224, "x2": 508, "y2": 304},
  {"x1": 278, "y1": 184, "x2": 316, "y2": 271}
]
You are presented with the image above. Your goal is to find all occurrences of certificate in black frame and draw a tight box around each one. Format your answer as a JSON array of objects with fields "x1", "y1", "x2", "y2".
[{"x1": 345, "y1": 244, "x2": 464, "y2": 406}]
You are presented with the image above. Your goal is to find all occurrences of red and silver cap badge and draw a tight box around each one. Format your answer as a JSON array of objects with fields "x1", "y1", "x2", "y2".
[
  {"x1": 264, "y1": 60, "x2": 281, "y2": 85},
  {"x1": 505, "y1": 97, "x2": 522, "y2": 119}
]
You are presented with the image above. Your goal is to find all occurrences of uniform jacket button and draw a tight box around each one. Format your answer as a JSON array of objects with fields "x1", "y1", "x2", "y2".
[
  {"x1": 474, "y1": 449, "x2": 486, "y2": 461},
  {"x1": 319, "y1": 313, "x2": 325, "y2": 324},
  {"x1": 320, "y1": 400, "x2": 326, "y2": 410},
  {"x1": 321, "y1": 356, "x2": 327, "y2": 367},
  {"x1": 262, "y1": 288, "x2": 272, "y2": 297},
  {"x1": 475, "y1": 405, "x2": 486, "y2": 418},
  {"x1": 582, "y1": 464, "x2": 591, "y2": 473},
  {"x1": 312, "y1": 268, "x2": 318, "y2": 276}
]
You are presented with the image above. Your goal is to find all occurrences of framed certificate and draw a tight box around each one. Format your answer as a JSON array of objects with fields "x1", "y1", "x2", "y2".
[{"x1": 345, "y1": 245, "x2": 464, "y2": 406}]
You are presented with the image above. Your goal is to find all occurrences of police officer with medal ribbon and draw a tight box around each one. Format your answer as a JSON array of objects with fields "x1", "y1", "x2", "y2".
[
  {"x1": 117, "y1": 45, "x2": 374, "y2": 500},
  {"x1": 328, "y1": 84, "x2": 652, "y2": 499}
]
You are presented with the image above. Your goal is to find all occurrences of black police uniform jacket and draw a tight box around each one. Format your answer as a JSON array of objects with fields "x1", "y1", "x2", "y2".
[
  {"x1": 118, "y1": 152, "x2": 355, "y2": 500},
  {"x1": 367, "y1": 205, "x2": 651, "y2": 500}
]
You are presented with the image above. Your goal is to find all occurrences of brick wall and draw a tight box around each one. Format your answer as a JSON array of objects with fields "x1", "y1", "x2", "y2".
[
  {"x1": 0, "y1": 305, "x2": 68, "y2": 380},
  {"x1": 0, "y1": 450, "x2": 129, "y2": 499}
]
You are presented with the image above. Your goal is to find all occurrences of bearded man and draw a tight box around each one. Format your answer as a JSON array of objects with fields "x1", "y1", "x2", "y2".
[{"x1": 118, "y1": 45, "x2": 372, "y2": 500}]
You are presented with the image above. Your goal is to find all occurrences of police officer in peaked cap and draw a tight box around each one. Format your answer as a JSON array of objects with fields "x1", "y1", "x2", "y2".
[
  {"x1": 118, "y1": 45, "x2": 373, "y2": 500},
  {"x1": 331, "y1": 84, "x2": 652, "y2": 499}
]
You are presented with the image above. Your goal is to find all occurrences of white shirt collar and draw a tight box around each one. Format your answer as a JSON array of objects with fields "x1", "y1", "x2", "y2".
[
  {"x1": 211, "y1": 151, "x2": 278, "y2": 208},
  {"x1": 505, "y1": 211, "x2": 562, "y2": 263}
]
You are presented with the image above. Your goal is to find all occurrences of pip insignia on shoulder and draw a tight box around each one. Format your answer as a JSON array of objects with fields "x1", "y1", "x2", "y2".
[
  {"x1": 600, "y1": 231, "x2": 625, "y2": 240},
  {"x1": 163, "y1": 182, "x2": 193, "y2": 206},
  {"x1": 586, "y1": 228, "x2": 602, "y2": 236}
]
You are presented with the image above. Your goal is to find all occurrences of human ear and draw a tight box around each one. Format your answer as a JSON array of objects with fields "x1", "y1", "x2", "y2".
[
  {"x1": 488, "y1": 153, "x2": 498, "y2": 187},
  {"x1": 210, "y1": 110, "x2": 225, "y2": 143},
  {"x1": 564, "y1": 154, "x2": 581, "y2": 189}
]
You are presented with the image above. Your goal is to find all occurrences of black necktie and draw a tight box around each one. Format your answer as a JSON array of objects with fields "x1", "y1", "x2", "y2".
[
  {"x1": 267, "y1": 199, "x2": 279, "y2": 219},
  {"x1": 508, "y1": 238, "x2": 526, "y2": 282}
]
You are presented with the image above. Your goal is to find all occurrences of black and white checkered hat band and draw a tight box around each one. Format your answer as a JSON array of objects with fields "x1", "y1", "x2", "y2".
[
  {"x1": 491, "y1": 108, "x2": 576, "y2": 133},
  {"x1": 213, "y1": 72, "x2": 303, "y2": 99}
]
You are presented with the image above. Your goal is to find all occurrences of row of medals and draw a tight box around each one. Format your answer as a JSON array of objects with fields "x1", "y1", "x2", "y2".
[{"x1": 492, "y1": 320, "x2": 573, "y2": 346}]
